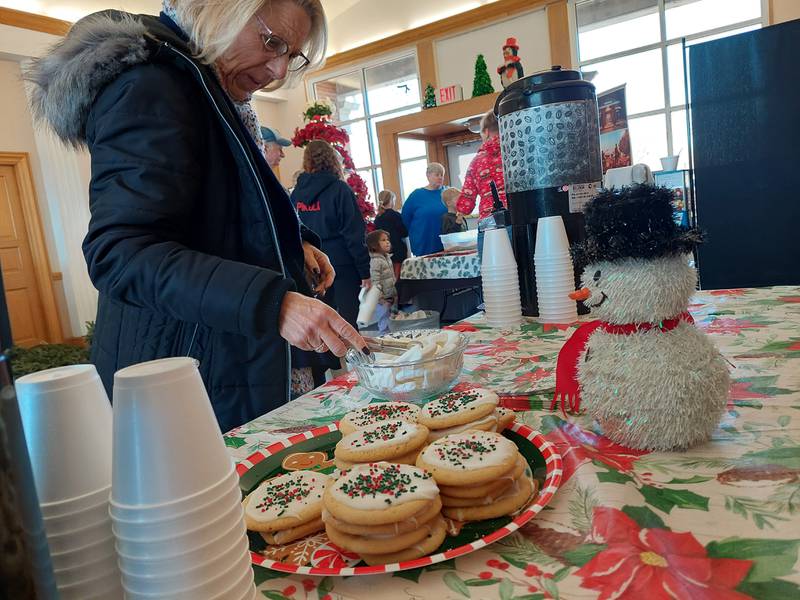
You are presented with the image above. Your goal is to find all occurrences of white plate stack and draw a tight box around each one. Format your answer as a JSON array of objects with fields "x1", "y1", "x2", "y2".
[
  {"x1": 534, "y1": 216, "x2": 578, "y2": 323},
  {"x1": 16, "y1": 365, "x2": 123, "y2": 599},
  {"x1": 481, "y1": 227, "x2": 523, "y2": 328},
  {"x1": 110, "y1": 357, "x2": 255, "y2": 600}
]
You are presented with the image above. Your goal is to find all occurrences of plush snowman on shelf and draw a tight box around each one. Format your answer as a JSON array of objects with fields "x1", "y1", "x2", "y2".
[{"x1": 553, "y1": 185, "x2": 730, "y2": 451}]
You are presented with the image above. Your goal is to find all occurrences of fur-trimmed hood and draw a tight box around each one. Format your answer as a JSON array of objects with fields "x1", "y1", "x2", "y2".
[{"x1": 23, "y1": 11, "x2": 187, "y2": 147}]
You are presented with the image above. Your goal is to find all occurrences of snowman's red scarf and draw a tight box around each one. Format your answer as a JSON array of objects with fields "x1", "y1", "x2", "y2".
[{"x1": 551, "y1": 312, "x2": 694, "y2": 415}]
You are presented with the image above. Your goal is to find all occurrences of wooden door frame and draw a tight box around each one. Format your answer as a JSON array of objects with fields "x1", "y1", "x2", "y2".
[{"x1": 0, "y1": 152, "x2": 63, "y2": 343}]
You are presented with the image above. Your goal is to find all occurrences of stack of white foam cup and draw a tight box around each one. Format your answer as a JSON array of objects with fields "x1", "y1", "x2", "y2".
[
  {"x1": 109, "y1": 358, "x2": 255, "y2": 600},
  {"x1": 534, "y1": 216, "x2": 578, "y2": 323},
  {"x1": 16, "y1": 365, "x2": 123, "y2": 599},
  {"x1": 481, "y1": 227, "x2": 523, "y2": 328}
]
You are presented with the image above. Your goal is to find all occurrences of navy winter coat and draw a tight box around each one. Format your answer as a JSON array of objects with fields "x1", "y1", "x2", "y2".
[
  {"x1": 26, "y1": 11, "x2": 318, "y2": 432},
  {"x1": 291, "y1": 172, "x2": 370, "y2": 278}
]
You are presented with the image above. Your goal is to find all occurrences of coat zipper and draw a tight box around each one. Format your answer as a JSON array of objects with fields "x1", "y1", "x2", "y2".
[{"x1": 163, "y1": 43, "x2": 291, "y2": 402}]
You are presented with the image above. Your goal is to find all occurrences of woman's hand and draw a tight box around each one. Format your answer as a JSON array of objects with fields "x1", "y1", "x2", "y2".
[
  {"x1": 302, "y1": 242, "x2": 335, "y2": 296},
  {"x1": 361, "y1": 278, "x2": 372, "y2": 290},
  {"x1": 279, "y1": 292, "x2": 368, "y2": 356}
]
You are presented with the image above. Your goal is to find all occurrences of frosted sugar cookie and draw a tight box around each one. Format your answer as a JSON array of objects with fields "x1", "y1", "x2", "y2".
[
  {"x1": 321, "y1": 497, "x2": 442, "y2": 537},
  {"x1": 260, "y1": 517, "x2": 323, "y2": 545},
  {"x1": 339, "y1": 402, "x2": 420, "y2": 436},
  {"x1": 335, "y1": 444, "x2": 423, "y2": 470},
  {"x1": 325, "y1": 514, "x2": 438, "y2": 554},
  {"x1": 416, "y1": 430, "x2": 518, "y2": 486},
  {"x1": 359, "y1": 516, "x2": 447, "y2": 566},
  {"x1": 334, "y1": 420, "x2": 428, "y2": 465},
  {"x1": 438, "y1": 454, "x2": 526, "y2": 499},
  {"x1": 244, "y1": 471, "x2": 329, "y2": 533},
  {"x1": 427, "y1": 412, "x2": 498, "y2": 442},
  {"x1": 418, "y1": 389, "x2": 499, "y2": 430},
  {"x1": 426, "y1": 406, "x2": 518, "y2": 442},
  {"x1": 324, "y1": 462, "x2": 439, "y2": 525},
  {"x1": 442, "y1": 477, "x2": 537, "y2": 522}
]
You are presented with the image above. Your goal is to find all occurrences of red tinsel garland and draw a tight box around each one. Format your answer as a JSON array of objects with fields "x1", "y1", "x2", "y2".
[{"x1": 292, "y1": 115, "x2": 375, "y2": 223}]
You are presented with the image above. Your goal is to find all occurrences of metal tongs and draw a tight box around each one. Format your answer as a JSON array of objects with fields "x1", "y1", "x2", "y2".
[{"x1": 345, "y1": 337, "x2": 423, "y2": 366}]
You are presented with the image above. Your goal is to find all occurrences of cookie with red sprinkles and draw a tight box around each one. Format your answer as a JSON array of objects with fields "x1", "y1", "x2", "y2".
[
  {"x1": 244, "y1": 470, "x2": 329, "y2": 533},
  {"x1": 416, "y1": 430, "x2": 518, "y2": 486},
  {"x1": 418, "y1": 388, "x2": 499, "y2": 430},
  {"x1": 323, "y1": 462, "x2": 440, "y2": 526},
  {"x1": 339, "y1": 402, "x2": 420, "y2": 435},
  {"x1": 334, "y1": 419, "x2": 428, "y2": 467}
]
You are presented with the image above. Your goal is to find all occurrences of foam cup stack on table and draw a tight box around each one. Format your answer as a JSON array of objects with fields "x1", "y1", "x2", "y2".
[
  {"x1": 534, "y1": 216, "x2": 578, "y2": 324},
  {"x1": 15, "y1": 365, "x2": 123, "y2": 599},
  {"x1": 109, "y1": 357, "x2": 255, "y2": 600},
  {"x1": 480, "y1": 226, "x2": 523, "y2": 328}
]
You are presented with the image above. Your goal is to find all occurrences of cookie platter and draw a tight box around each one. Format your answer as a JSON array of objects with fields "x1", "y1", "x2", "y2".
[{"x1": 236, "y1": 395, "x2": 563, "y2": 576}]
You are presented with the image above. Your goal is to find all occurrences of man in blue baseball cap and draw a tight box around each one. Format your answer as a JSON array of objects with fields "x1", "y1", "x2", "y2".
[{"x1": 260, "y1": 126, "x2": 292, "y2": 170}]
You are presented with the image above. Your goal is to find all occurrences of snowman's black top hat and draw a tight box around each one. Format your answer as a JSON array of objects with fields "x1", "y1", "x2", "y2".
[{"x1": 571, "y1": 184, "x2": 703, "y2": 268}]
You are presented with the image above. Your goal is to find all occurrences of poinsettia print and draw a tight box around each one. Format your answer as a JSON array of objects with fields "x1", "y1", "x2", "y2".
[
  {"x1": 543, "y1": 418, "x2": 649, "y2": 483},
  {"x1": 513, "y1": 367, "x2": 551, "y2": 386},
  {"x1": 577, "y1": 507, "x2": 753, "y2": 599},
  {"x1": 444, "y1": 322, "x2": 480, "y2": 333},
  {"x1": 310, "y1": 542, "x2": 361, "y2": 569},
  {"x1": 465, "y1": 337, "x2": 520, "y2": 357},
  {"x1": 699, "y1": 318, "x2": 764, "y2": 335},
  {"x1": 709, "y1": 289, "x2": 747, "y2": 296}
]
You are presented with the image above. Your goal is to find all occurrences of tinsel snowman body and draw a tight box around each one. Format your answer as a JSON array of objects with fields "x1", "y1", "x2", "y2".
[{"x1": 576, "y1": 255, "x2": 729, "y2": 451}]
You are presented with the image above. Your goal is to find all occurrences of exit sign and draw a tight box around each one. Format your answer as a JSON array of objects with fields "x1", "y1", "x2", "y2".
[{"x1": 438, "y1": 85, "x2": 463, "y2": 105}]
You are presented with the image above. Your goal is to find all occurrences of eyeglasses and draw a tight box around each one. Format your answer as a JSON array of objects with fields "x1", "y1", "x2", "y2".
[{"x1": 254, "y1": 15, "x2": 310, "y2": 72}]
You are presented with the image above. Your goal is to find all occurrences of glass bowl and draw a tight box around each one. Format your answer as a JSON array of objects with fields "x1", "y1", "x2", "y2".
[{"x1": 346, "y1": 329, "x2": 469, "y2": 403}]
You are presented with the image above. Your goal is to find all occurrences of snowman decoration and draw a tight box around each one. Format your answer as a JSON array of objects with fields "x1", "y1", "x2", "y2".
[
  {"x1": 553, "y1": 185, "x2": 730, "y2": 451},
  {"x1": 497, "y1": 37, "x2": 524, "y2": 88}
]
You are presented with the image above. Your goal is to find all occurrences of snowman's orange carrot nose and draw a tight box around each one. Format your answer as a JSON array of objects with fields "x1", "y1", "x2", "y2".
[{"x1": 569, "y1": 288, "x2": 591, "y2": 301}]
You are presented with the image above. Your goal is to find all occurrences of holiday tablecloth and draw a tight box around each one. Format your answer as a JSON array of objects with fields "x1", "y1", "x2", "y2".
[
  {"x1": 400, "y1": 251, "x2": 480, "y2": 281},
  {"x1": 226, "y1": 286, "x2": 800, "y2": 599}
]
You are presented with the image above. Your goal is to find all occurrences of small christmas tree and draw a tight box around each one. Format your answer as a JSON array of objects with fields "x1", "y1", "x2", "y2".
[
  {"x1": 423, "y1": 83, "x2": 437, "y2": 109},
  {"x1": 472, "y1": 54, "x2": 495, "y2": 97}
]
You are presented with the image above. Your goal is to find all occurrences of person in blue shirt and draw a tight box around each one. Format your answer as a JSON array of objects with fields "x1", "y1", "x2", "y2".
[{"x1": 402, "y1": 163, "x2": 448, "y2": 255}]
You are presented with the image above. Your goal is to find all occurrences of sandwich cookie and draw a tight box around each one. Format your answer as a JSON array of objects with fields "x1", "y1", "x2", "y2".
[
  {"x1": 441, "y1": 476, "x2": 538, "y2": 522},
  {"x1": 359, "y1": 516, "x2": 448, "y2": 566}
]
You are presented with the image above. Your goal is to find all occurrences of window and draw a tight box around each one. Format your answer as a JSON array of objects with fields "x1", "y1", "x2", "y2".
[
  {"x1": 311, "y1": 54, "x2": 425, "y2": 201},
  {"x1": 575, "y1": 0, "x2": 764, "y2": 171}
]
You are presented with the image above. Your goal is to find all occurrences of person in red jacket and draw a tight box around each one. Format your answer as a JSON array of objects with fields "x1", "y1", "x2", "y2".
[{"x1": 456, "y1": 110, "x2": 507, "y2": 219}]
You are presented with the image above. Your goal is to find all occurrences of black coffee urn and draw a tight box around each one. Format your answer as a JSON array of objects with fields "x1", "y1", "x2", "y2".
[{"x1": 495, "y1": 66, "x2": 602, "y2": 316}]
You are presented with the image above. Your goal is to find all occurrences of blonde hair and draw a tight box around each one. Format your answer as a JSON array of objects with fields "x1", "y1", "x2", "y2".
[
  {"x1": 377, "y1": 189, "x2": 396, "y2": 213},
  {"x1": 426, "y1": 162, "x2": 445, "y2": 176},
  {"x1": 172, "y1": 0, "x2": 327, "y2": 90},
  {"x1": 302, "y1": 140, "x2": 343, "y2": 178},
  {"x1": 441, "y1": 187, "x2": 461, "y2": 206}
]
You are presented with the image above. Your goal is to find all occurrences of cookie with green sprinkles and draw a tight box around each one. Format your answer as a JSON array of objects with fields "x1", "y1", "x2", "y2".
[
  {"x1": 244, "y1": 470, "x2": 330, "y2": 533},
  {"x1": 418, "y1": 388, "x2": 499, "y2": 430},
  {"x1": 334, "y1": 419, "x2": 429, "y2": 465},
  {"x1": 324, "y1": 462, "x2": 440, "y2": 525},
  {"x1": 416, "y1": 430, "x2": 518, "y2": 486},
  {"x1": 339, "y1": 402, "x2": 420, "y2": 435}
]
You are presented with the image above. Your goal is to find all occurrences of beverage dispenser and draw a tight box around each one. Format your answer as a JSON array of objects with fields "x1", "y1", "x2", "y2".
[{"x1": 495, "y1": 66, "x2": 602, "y2": 316}]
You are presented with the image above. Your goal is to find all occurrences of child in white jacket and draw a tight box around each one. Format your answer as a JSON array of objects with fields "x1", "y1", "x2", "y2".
[{"x1": 366, "y1": 229, "x2": 397, "y2": 333}]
